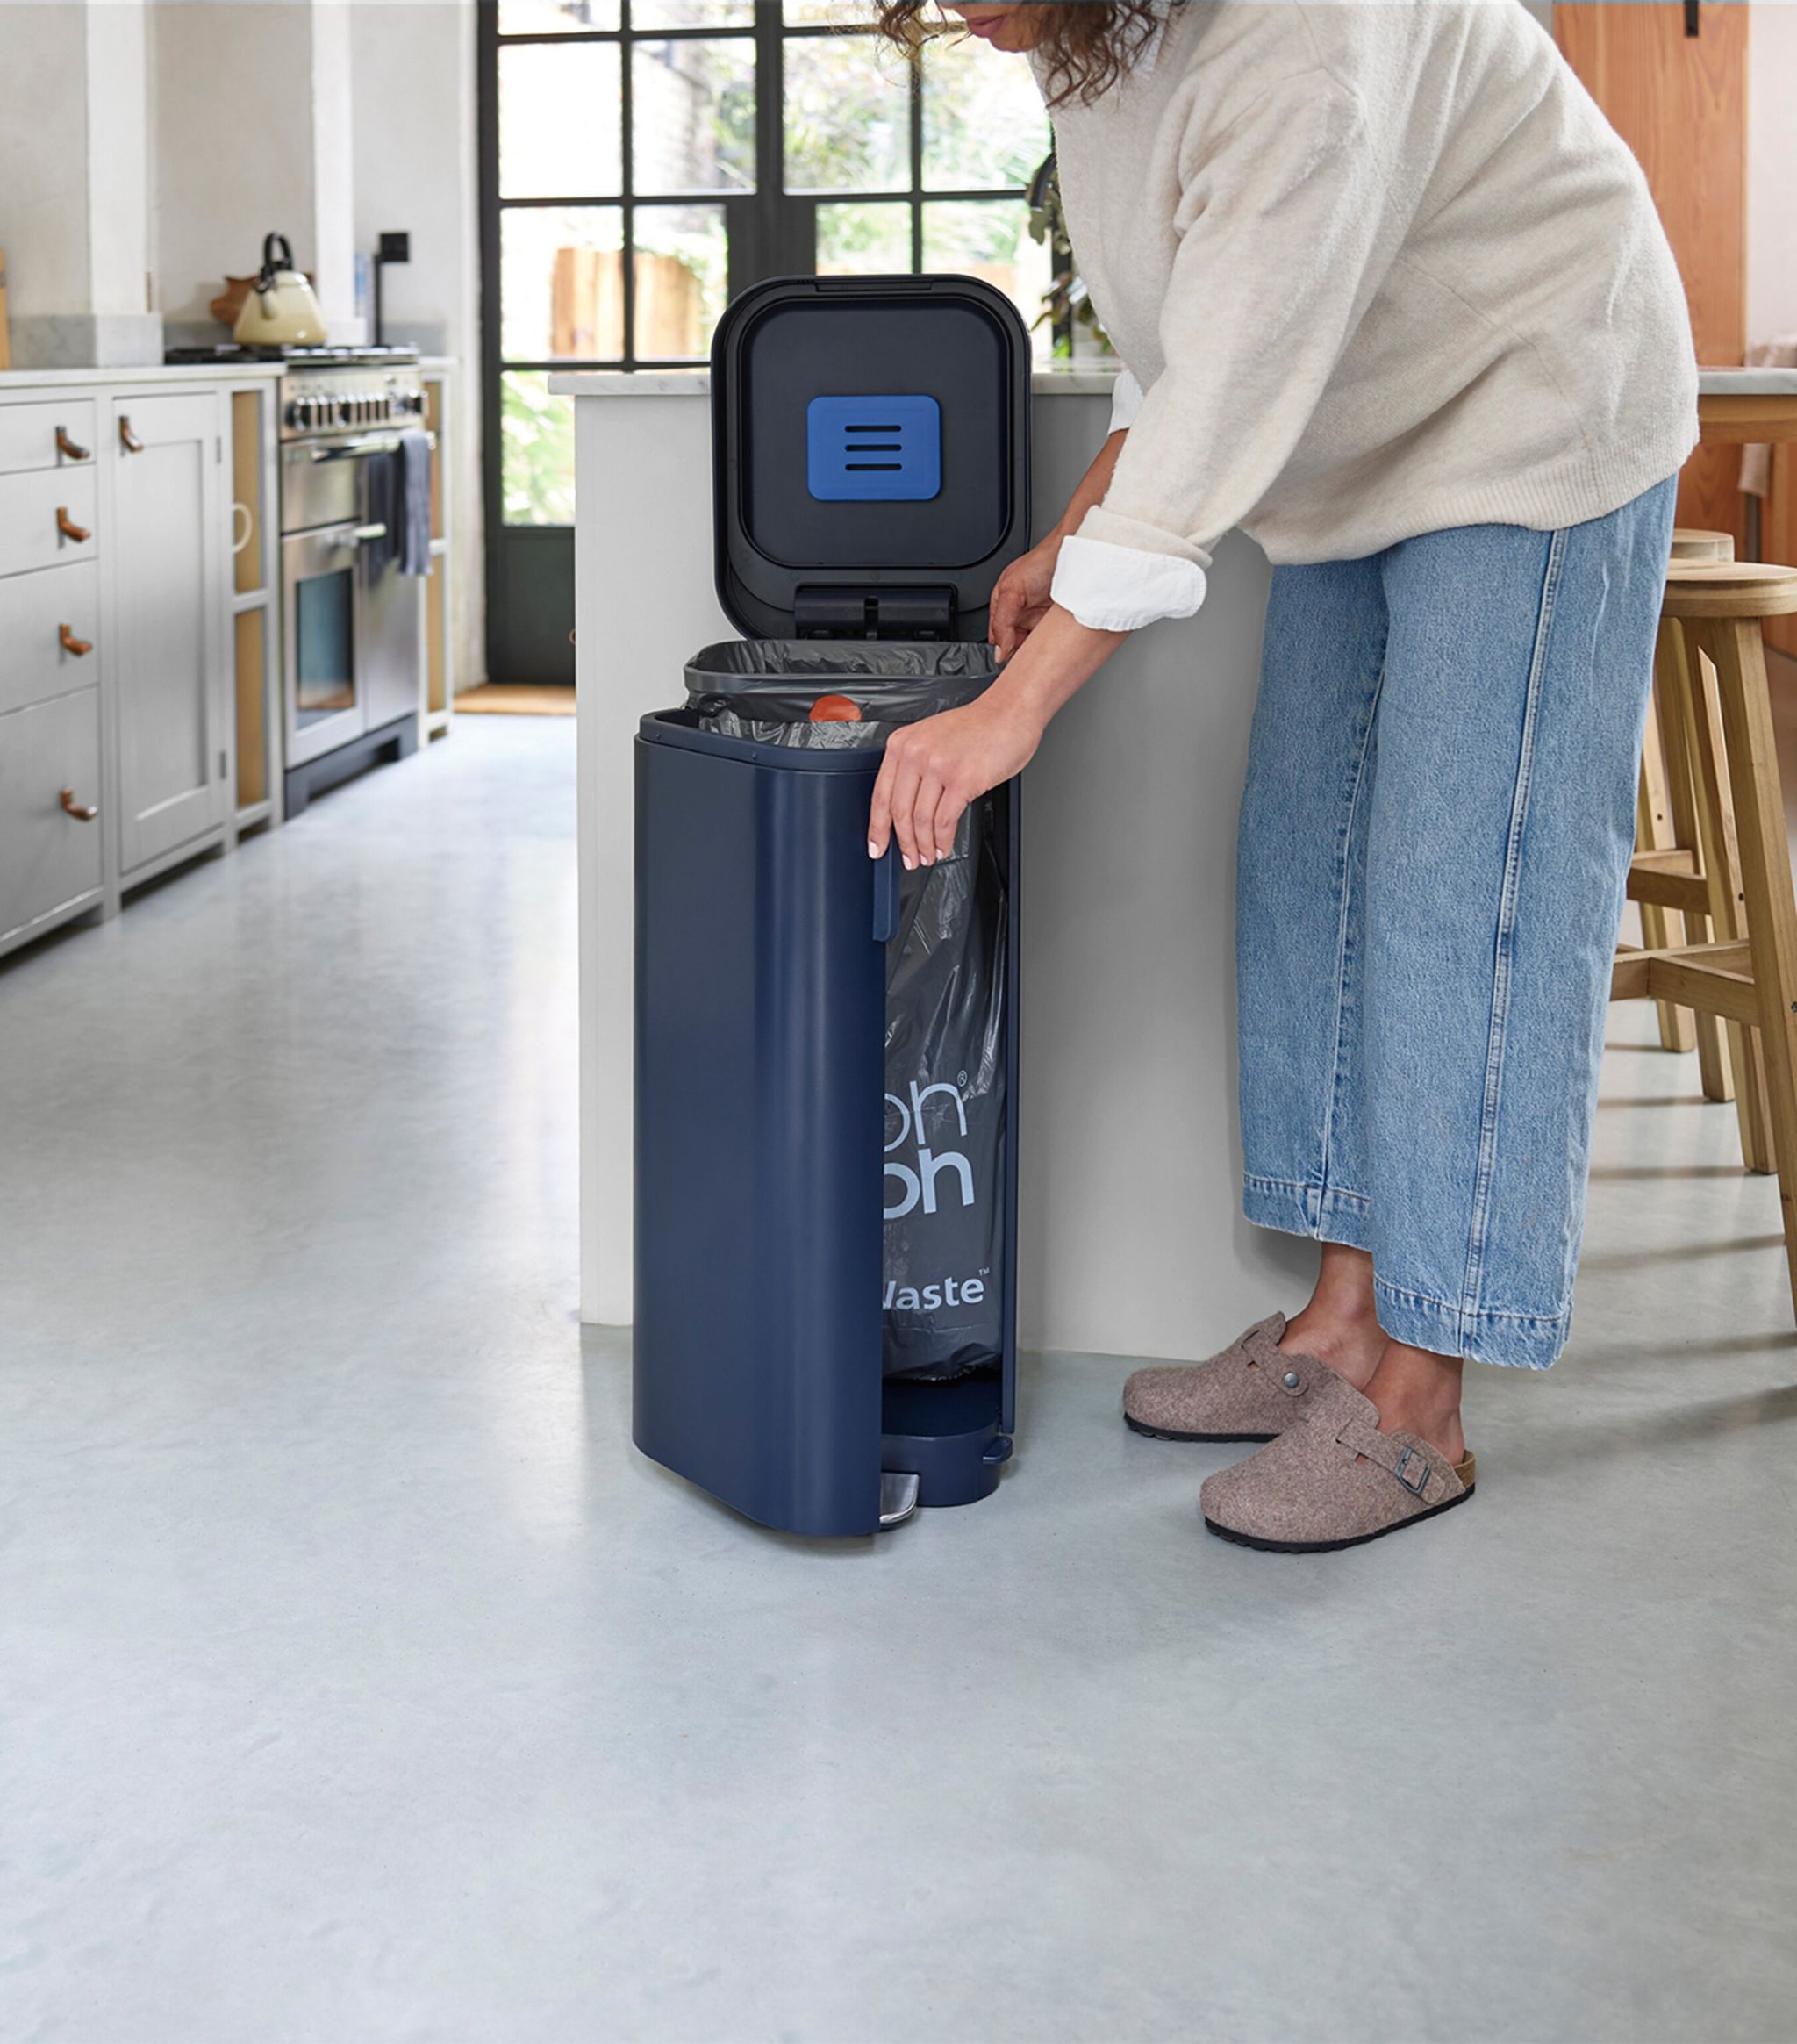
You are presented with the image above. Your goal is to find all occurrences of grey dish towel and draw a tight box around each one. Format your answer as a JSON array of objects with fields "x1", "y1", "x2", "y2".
[
  {"x1": 397, "y1": 427, "x2": 432, "y2": 576},
  {"x1": 363, "y1": 448, "x2": 400, "y2": 579}
]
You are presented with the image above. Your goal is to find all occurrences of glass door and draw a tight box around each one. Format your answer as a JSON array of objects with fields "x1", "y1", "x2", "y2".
[{"x1": 478, "y1": 0, "x2": 1052, "y2": 686}]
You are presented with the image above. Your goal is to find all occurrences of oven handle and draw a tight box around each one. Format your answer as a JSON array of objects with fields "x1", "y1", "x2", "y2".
[
  {"x1": 319, "y1": 521, "x2": 390, "y2": 548},
  {"x1": 297, "y1": 430, "x2": 438, "y2": 463}
]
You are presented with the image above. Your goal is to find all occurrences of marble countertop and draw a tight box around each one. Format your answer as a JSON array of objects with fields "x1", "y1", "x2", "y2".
[
  {"x1": 0, "y1": 361, "x2": 284, "y2": 388},
  {"x1": 549, "y1": 364, "x2": 1122, "y2": 398},
  {"x1": 1700, "y1": 367, "x2": 1797, "y2": 396}
]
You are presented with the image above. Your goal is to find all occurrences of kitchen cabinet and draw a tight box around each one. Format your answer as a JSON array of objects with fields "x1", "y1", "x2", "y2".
[
  {"x1": 106, "y1": 391, "x2": 229, "y2": 876},
  {"x1": 0, "y1": 365, "x2": 282, "y2": 966},
  {"x1": 0, "y1": 689, "x2": 103, "y2": 948}
]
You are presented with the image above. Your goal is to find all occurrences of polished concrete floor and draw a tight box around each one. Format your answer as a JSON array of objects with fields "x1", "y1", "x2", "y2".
[{"x1": 3, "y1": 717, "x2": 1794, "y2": 2043}]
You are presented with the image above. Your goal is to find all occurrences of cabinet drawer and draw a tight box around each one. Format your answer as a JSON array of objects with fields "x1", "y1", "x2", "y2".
[
  {"x1": 0, "y1": 468, "x2": 99, "y2": 580},
  {"x1": 0, "y1": 398, "x2": 98, "y2": 477},
  {"x1": 0, "y1": 561, "x2": 100, "y2": 716},
  {"x1": 0, "y1": 686, "x2": 104, "y2": 946}
]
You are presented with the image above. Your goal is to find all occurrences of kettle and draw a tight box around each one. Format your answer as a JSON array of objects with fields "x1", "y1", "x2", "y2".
[{"x1": 233, "y1": 233, "x2": 326, "y2": 348}]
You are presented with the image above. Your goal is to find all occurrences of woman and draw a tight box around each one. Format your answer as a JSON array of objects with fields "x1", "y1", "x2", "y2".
[{"x1": 865, "y1": 1, "x2": 1699, "y2": 1549}]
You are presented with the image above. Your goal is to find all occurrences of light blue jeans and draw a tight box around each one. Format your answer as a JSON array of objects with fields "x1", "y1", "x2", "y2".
[{"x1": 1237, "y1": 477, "x2": 1677, "y2": 1368}]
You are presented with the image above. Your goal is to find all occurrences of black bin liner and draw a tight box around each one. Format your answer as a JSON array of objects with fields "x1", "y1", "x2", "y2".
[{"x1": 686, "y1": 640, "x2": 1007, "y2": 1382}]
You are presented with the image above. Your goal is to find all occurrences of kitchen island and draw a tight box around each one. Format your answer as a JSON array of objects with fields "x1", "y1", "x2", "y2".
[{"x1": 555, "y1": 365, "x2": 1307, "y2": 1359}]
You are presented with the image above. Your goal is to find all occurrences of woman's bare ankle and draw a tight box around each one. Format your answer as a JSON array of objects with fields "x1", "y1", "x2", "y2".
[{"x1": 1278, "y1": 1244, "x2": 1382, "y2": 1387}]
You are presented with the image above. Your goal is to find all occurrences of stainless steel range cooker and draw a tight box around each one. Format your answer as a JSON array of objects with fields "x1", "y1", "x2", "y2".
[{"x1": 170, "y1": 343, "x2": 433, "y2": 814}]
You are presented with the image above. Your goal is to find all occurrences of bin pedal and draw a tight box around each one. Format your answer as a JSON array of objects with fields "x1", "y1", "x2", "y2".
[{"x1": 879, "y1": 1471, "x2": 921, "y2": 1528}]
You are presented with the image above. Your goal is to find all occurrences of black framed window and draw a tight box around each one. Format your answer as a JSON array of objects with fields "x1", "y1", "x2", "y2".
[{"x1": 479, "y1": 0, "x2": 1053, "y2": 530}]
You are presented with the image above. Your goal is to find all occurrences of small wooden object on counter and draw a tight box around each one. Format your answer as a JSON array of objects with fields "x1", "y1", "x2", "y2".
[{"x1": 1614, "y1": 561, "x2": 1797, "y2": 1323}]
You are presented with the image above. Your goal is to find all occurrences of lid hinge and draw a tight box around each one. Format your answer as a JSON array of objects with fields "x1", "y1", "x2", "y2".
[{"x1": 793, "y1": 585, "x2": 956, "y2": 641}]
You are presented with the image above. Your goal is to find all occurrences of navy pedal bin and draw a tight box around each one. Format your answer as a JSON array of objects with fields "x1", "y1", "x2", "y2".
[{"x1": 633, "y1": 275, "x2": 1031, "y2": 1537}]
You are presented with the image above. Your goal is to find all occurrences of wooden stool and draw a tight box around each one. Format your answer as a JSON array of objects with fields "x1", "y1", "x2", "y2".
[
  {"x1": 1635, "y1": 528, "x2": 1737, "y2": 1063},
  {"x1": 1614, "y1": 562, "x2": 1797, "y2": 1321}
]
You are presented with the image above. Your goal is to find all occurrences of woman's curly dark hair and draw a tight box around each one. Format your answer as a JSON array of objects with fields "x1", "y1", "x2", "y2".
[{"x1": 871, "y1": 4, "x2": 1166, "y2": 109}]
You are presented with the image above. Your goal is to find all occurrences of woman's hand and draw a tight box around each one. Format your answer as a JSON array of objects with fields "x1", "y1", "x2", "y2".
[
  {"x1": 868, "y1": 606, "x2": 1131, "y2": 868},
  {"x1": 988, "y1": 535, "x2": 1063, "y2": 661},
  {"x1": 867, "y1": 692, "x2": 1045, "y2": 870}
]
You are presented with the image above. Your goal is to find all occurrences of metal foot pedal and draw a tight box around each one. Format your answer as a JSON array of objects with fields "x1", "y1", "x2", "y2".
[{"x1": 879, "y1": 1471, "x2": 920, "y2": 1528}]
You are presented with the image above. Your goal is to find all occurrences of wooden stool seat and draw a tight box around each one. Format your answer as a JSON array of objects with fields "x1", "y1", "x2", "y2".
[
  {"x1": 1616, "y1": 560, "x2": 1797, "y2": 1323},
  {"x1": 1661, "y1": 561, "x2": 1797, "y2": 619},
  {"x1": 1670, "y1": 527, "x2": 1737, "y2": 563}
]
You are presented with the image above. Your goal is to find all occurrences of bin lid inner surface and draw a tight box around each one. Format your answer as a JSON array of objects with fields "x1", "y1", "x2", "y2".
[{"x1": 712, "y1": 275, "x2": 1031, "y2": 642}]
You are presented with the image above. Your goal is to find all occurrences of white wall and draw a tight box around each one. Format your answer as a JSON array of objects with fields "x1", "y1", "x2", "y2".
[
  {"x1": 350, "y1": 0, "x2": 486, "y2": 689},
  {"x1": 1749, "y1": 1, "x2": 1797, "y2": 344},
  {"x1": 0, "y1": 6, "x2": 93, "y2": 321}
]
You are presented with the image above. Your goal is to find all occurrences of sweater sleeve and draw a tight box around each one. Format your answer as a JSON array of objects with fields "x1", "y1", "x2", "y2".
[{"x1": 1057, "y1": 69, "x2": 1413, "y2": 629}]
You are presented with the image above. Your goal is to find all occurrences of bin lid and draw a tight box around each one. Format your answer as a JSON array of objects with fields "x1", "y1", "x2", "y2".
[{"x1": 711, "y1": 275, "x2": 1031, "y2": 642}]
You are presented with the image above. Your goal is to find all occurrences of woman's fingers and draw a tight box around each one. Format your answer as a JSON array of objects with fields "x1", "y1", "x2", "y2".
[
  {"x1": 930, "y1": 785, "x2": 968, "y2": 864},
  {"x1": 910, "y1": 774, "x2": 946, "y2": 868},
  {"x1": 871, "y1": 735, "x2": 925, "y2": 868}
]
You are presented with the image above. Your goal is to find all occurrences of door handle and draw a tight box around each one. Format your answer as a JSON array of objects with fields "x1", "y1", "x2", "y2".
[
  {"x1": 59, "y1": 623, "x2": 93, "y2": 656},
  {"x1": 56, "y1": 506, "x2": 89, "y2": 543},
  {"x1": 56, "y1": 426, "x2": 91, "y2": 462},
  {"x1": 59, "y1": 788, "x2": 99, "y2": 821},
  {"x1": 118, "y1": 416, "x2": 145, "y2": 454}
]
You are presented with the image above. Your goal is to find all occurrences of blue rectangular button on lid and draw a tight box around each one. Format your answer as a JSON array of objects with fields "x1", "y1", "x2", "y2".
[{"x1": 806, "y1": 393, "x2": 941, "y2": 503}]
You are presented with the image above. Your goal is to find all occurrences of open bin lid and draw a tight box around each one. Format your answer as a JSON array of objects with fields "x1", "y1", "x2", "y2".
[{"x1": 711, "y1": 275, "x2": 1031, "y2": 643}]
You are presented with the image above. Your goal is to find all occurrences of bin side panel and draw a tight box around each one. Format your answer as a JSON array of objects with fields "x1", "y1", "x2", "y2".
[{"x1": 634, "y1": 733, "x2": 885, "y2": 1536}]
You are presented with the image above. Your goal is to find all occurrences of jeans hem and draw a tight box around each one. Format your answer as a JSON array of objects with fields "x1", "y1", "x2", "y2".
[
  {"x1": 1372, "y1": 1276, "x2": 1565, "y2": 1371},
  {"x1": 1242, "y1": 1173, "x2": 1373, "y2": 1252}
]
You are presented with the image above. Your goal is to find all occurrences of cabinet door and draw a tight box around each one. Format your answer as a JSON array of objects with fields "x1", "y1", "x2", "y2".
[
  {"x1": 111, "y1": 391, "x2": 227, "y2": 874},
  {"x1": 0, "y1": 688, "x2": 104, "y2": 947}
]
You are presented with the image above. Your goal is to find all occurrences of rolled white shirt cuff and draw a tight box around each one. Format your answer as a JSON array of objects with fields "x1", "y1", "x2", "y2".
[
  {"x1": 1106, "y1": 368, "x2": 1145, "y2": 435},
  {"x1": 1051, "y1": 534, "x2": 1209, "y2": 633}
]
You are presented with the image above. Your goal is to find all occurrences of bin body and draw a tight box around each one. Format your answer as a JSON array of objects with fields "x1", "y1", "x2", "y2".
[
  {"x1": 635, "y1": 714, "x2": 889, "y2": 1537},
  {"x1": 633, "y1": 273, "x2": 1028, "y2": 1537}
]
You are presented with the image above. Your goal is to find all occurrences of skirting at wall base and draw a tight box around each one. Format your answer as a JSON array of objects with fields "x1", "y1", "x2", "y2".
[{"x1": 7, "y1": 313, "x2": 165, "y2": 369}]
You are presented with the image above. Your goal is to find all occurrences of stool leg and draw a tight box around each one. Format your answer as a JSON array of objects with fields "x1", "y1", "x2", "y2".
[
  {"x1": 1681, "y1": 625, "x2": 1776, "y2": 1170},
  {"x1": 1639, "y1": 640, "x2": 1696, "y2": 1052},
  {"x1": 1706, "y1": 614, "x2": 1797, "y2": 1322},
  {"x1": 1655, "y1": 622, "x2": 1729, "y2": 1089}
]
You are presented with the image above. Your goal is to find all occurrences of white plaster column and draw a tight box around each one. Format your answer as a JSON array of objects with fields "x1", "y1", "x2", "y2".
[{"x1": 0, "y1": 0, "x2": 160, "y2": 366}]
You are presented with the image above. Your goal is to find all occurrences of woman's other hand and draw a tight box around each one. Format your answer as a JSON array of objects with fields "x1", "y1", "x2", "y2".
[{"x1": 988, "y1": 536, "x2": 1062, "y2": 660}]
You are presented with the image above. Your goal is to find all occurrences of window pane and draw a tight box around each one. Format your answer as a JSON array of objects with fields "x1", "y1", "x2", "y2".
[
  {"x1": 499, "y1": 43, "x2": 622, "y2": 197},
  {"x1": 633, "y1": 39, "x2": 756, "y2": 193},
  {"x1": 633, "y1": 0, "x2": 752, "y2": 25},
  {"x1": 501, "y1": 371, "x2": 577, "y2": 526},
  {"x1": 501, "y1": 207, "x2": 625, "y2": 361},
  {"x1": 783, "y1": 2, "x2": 867, "y2": 21},
  {"x1": 782, "y1": 33, "x2": 910, "y2": 193},
  {"x1": 921, "y1": 200, "x2": 1055, "y2": 359},
  {"x1": 922, "y1": 32, "x2": 1049, "y2": 191},
  {"x1": 816, "y1": 200, "x2": 913, "y2": 276},
  {"x1": 497, "y1": 0, "x2": 619, "y2": 32},
  {"x1": 633, "y1": 204, "x2": 729, "y2": 359}
]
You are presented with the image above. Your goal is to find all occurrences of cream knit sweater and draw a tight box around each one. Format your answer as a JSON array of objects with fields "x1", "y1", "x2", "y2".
[{"x1": 1043, "y1": 0, "x2": 1700, "y2": 631}]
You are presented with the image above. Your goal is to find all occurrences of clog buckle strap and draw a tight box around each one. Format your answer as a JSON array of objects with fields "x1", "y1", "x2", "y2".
[{"x1": 1335, "y1": 1416, "x2": 1454, "y2": 1506}]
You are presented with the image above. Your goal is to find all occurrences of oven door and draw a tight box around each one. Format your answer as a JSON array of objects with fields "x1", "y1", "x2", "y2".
[{"x1": 283, "y1": 521, "x2": 367, "y2": 768}]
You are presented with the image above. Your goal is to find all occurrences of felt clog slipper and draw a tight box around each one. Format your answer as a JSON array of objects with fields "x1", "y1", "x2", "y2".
[
  {"x1": 1123, "y1": 1313, "x2": 1341, "y2": 1443},
  {"x1": 1199, "y1": 1373, "x2": 1475, "y2": 1553}
]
